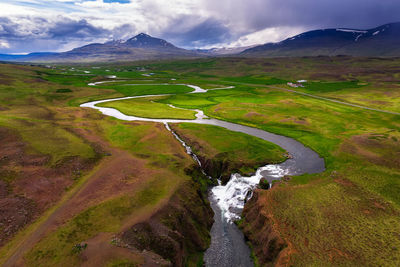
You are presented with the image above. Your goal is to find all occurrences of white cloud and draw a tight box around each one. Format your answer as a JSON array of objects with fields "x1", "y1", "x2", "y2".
[
  {"x1": 0, "y1": 40, "x2": 10, "y2": 48},
  {"x1": 224, "y1": 26, "x2": 305, "y2": 48}
]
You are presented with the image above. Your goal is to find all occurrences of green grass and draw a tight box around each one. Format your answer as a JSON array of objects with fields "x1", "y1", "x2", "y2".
[
  {"x1": 99, "y1": 120, "x2": 190, "y2": 167},
  {"x1": 301, "y1": 80, "x2": 364, "y2": 92},
  {"x1": 98, "y1": 96, "x2": 196, "y2": 119},
  {"x1": 98, "y1": 84, "x2": 193, "y2": 96},
  {"x1": 222, "y1": 75, "x2": 287, "y2": 85},
  {"x1": 39, "y1": 72, "x2": 94, "y2": 87}
]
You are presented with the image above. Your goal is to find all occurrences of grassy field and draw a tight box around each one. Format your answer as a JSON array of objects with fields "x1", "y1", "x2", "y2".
[
  {"x1": 98, "y1": 96, "x2": 197, "y2": 119},
  {"x1": 0, "y1": 56, "x2": 399, "y2": 266},
  {"x1": 98, "y1": 84, "x2": 193, "y2": 96}
]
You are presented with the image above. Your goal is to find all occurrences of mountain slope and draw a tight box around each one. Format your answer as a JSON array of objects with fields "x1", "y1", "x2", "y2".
[{"x1": 241, "y1": 22, "x2": 400, "y2": 57}]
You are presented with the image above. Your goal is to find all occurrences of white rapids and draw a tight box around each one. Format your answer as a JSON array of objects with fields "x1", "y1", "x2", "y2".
[{"x1": 212, "y1": 165, "x2": 288, "y2": 222}]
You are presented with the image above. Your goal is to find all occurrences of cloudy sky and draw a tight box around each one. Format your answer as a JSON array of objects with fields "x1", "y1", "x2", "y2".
[{"x1": 1, "y1": 0, "x2": 399, "y2": 53}]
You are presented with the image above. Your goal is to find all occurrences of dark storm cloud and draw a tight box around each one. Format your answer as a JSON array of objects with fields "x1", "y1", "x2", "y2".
[
  {"x1": 160, "y1": 17, "x2": 233, "y2": 48},
  {"x1": 0, "y1": 16, "x2": 115, "y2": 52},
  {"x1": 162, "y1": 0, "x2": 400, "y2": 48},
  {"x1": 47, "y1": 19, "x2": 106, "y2": 39},
  {"x1": 0, "y1": 17, "x2": 28, "y2": 38},
  {"x1": 0, "y1": 17, "x2": 110, "y2": 40},
  {"x1": 205, "y1": 0, "x2": 400, "y2": 32}
]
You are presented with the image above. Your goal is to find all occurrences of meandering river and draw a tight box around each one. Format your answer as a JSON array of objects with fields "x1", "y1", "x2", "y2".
[{"x1": 81, "y1": 83, "x2": 325, "y2": 267}]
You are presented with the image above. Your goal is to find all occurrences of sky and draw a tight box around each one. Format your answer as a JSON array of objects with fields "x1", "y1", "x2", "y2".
[{"x1": 0, "y1": 0, "x2": 399, "y2": 53}]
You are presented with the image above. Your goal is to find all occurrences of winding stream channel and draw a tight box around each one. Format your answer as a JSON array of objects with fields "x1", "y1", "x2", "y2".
[{"x1": 81, "y1": 83, "x2": 325, "y2": 267}]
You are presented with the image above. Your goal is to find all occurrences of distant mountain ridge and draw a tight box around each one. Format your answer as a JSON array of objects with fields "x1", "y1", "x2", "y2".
[
  {"x1": 241, "y1": 22, "x2": 400, "y2": 57},
  {"x1": 0, "y1": 33, "x2": 201, "y2": 63}
]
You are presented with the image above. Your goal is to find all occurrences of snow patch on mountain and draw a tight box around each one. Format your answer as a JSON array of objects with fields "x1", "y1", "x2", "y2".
[
  {"x1": 336, "y1": 29, "x2": 367, "y2": 33},
  {"x1": 355, "y1": 34, "x2": 364, "y2": 41}
]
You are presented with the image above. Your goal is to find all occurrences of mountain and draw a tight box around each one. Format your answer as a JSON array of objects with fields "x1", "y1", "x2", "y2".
[
  {"x1": 124, "y1": 33, "x2": 177, "y2": 49},
  {"x1": 1, "y1": 33, "x2": 202, "y2": 63},
  {"x1": 241, "y1": 22, "x2": 400, "y2": 57}
]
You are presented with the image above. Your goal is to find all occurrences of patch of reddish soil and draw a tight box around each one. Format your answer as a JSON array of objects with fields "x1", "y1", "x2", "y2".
[
  {"x1": 0, "y1": 127, "x2": 95, "y2": 247},
  {"x1": 0, "y1": 180, "x2": 37, "y2": 247}
]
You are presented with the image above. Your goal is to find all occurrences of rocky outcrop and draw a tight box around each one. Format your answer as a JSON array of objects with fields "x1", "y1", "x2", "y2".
[
  {"x1": 197, "y1": 154, "x2": 234, "y2": 184},
  {"x1": 121, "y1": 166, "x2": 214, "y2": 266},
  {"x1": 240, "y1": 190, "x2": 288, "y2": 266}
]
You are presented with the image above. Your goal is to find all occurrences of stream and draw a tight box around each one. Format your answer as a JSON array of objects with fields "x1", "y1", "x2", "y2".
[{"x1": 81, "y1": 84, "x2": 325, "y2": 267}]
